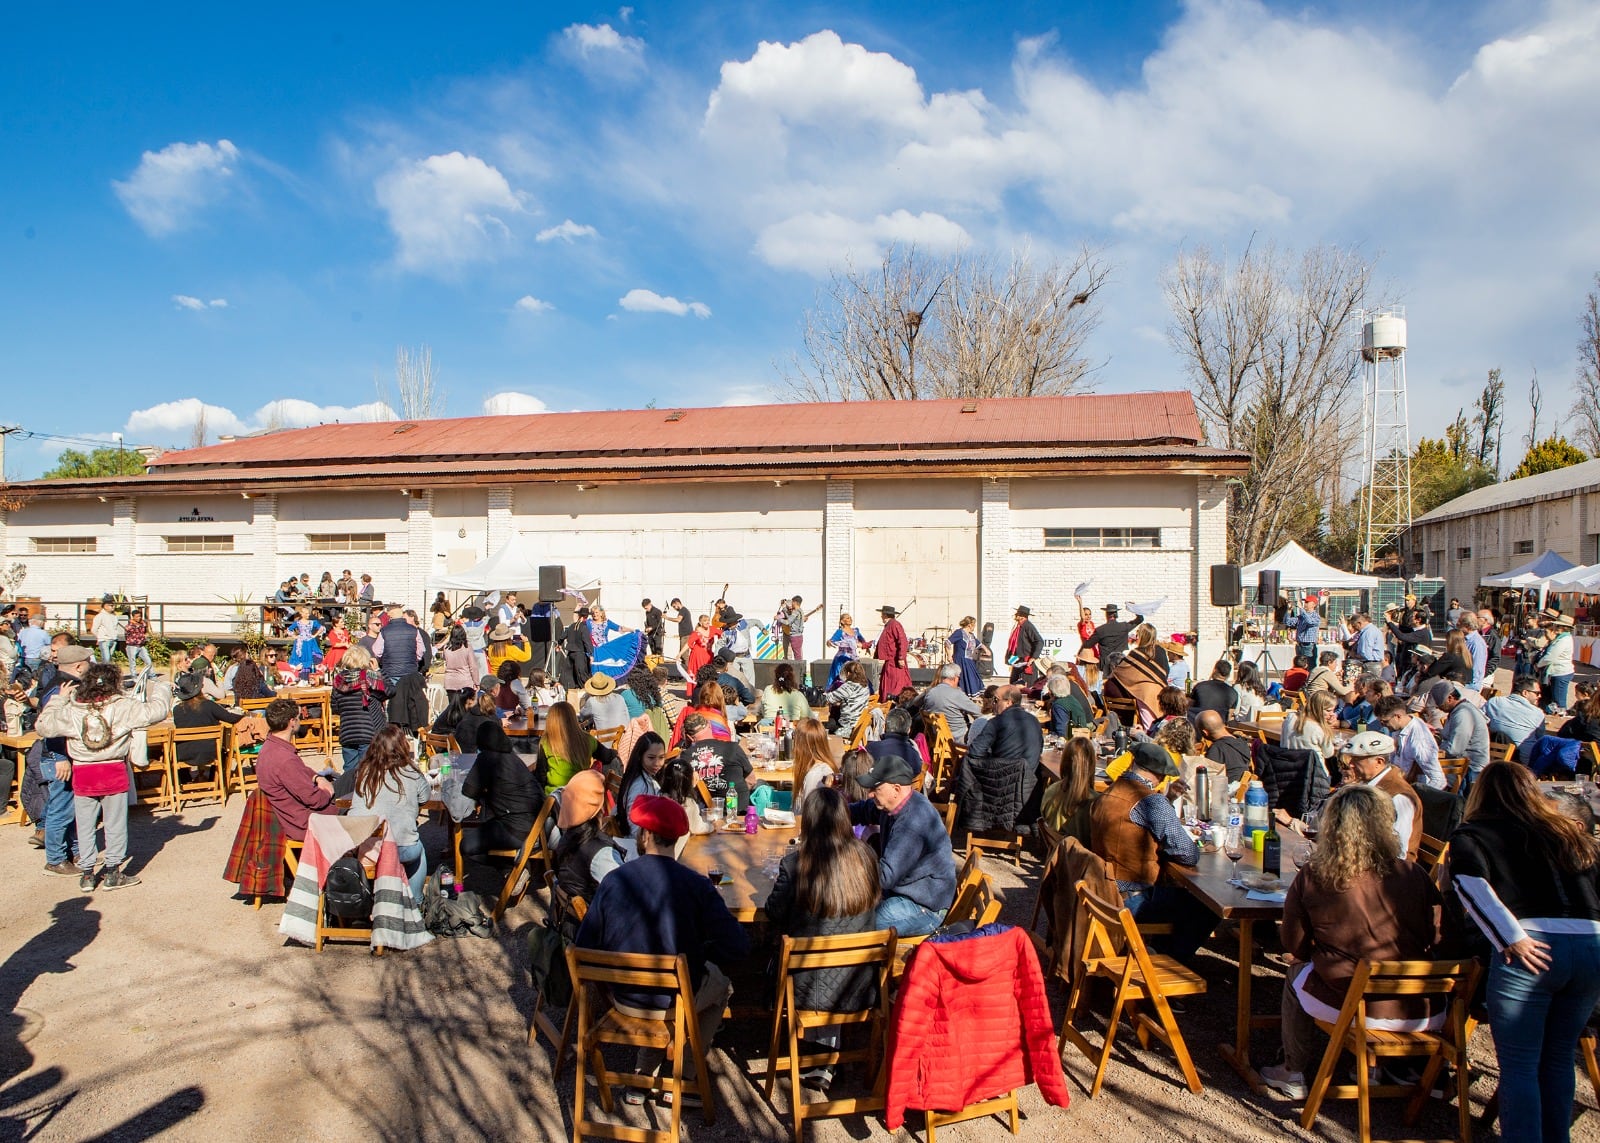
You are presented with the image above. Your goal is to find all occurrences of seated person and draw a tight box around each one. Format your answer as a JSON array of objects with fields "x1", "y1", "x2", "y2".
[
  {"x1": 549, "y1": 769, "x2": 622, "y2": 904},
  {"x1": 1281, "y1": 655, "x2": 1312, "y2": 695},
  {"x1": 171, "y1": 671, "x2": 245, "y2": 785},
  {"x1": 536, "y1": 701, "x2": 620, "y2": 797},
  {"x1": 1335, "y1": 676, "x2": 1378, "y2": 731},
  {"x1": 1335, "y1": 732, "x2": 1423, "y2": 859},
  {"x1": 719, "y1": 681, "x2": 749, "y2": 726},
  {"x1": 668, "y1": 680, "x2": 734, "y2": 749},
  {"x1": 460, "y1": 720, "x2": 542, "y2": 858},
  {"x1": 348, "y1": 724, "x2": 430, "y2": 901},
  {"x1": 255, "y1": 697, "x2": 335, "y2": 841},
  {"x1": 1484, "y1": 674, "x2": 1546, "y2": 763},
  {"x1": 1300, "y1": 652, "x2": 1355, "y2": 704},
  {"x1": 754, "y1": 663, "x2": 812, "y2": 729},
  {"x1": 848, "y1": 754, "x2": 956, "y2": 937},
  {"x1": 1044, "y1": 670, "x2": 1093, "y2": 736},
  {"x1": 612, "y1": 732, "x2": 669, "y2": 831},
  {"x1": 960, "y1": 684, "x2": 1044, "y2": 831},
  {"x1": 1189, "y1": 660, "x2": 1239, "y2": 722},
  {"x1": 574, "y1": 795, "x2": 750, "y2": 1099},
  {"x1": 1283, "y1": 691, "x2": 1341, "y2": 762},
  {"x1": 1040, "y1": 736, "x2": 1099, "y2": 845},
  {"x1": 490, "y1": 660, "x2": 531, "y2": 716},
  {"x1": 1089, "y1": 742, "x2": 1215, "y2": 964},
  {"x1": 1196, "y1": 710, "x2": 1254, "y2": 782},
  {"x1": 1146, "y1": 686, "x2": 1189, "y2": 738},
  {"x1": 1373, "y1": 694, "x2": 1446, "y2": 789},
  {"x1": 579, "y1": 672, "x2": 630, "y2": 731},
  {"x1": 680, "y1": 712, "x2": 753, "y2": 812},
  {"x1": 912, "y1": 664, "x2": 984, "y2": 741},
  {"x1": 824, "y1": 661, "x2": 873, "y2": 737},
  {"x1": 710, "y1": 651, "x2": 755, "y2": 707},
  {"x1": 1260, "y1": 784, "x2": 1442, "y2": 1100},
  {"x1": 1432, "y1": 680, "x2": 1490, "y2": 779},
  {"x1": 866, "y1": 706, "x2": 926, "y2": 776}
]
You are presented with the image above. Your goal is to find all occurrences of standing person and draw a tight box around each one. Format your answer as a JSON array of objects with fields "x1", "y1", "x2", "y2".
[
  {"x1": 1535, "y1": 612, "x2": 1575, "y2": 710},
  {"x1": 1259, "y1": 784, "x2": 1443, "y2": 1101},
  {"x1": 1005, "y1": 606, "x2": 1044, "y2": 685},
  {"x1": 495, "y1": 591, "x2": 520, "y2": 631},
  {"x1": 287, "y1": 605, "x2": 324, "y2": 680},
  {"x1": 91, "y1": 596, "x2": 124, "y2": 665},
  {"x1": 1451, "y1": 763, "x2": 1600, "y2": 1143},
  {"x1": 348, "y1": 724, "x2": 430, "y2": 901},
  {"x1": 123, "y1": 608, "x2": 151, "y2": 677},
  {"x1": 322, "y1": 614, "x2": 351, "y2": 672},
  {"x1": 641, "y1": 599, "x2": 665, "y2": 658},
  {"x1": 562, "y1": 609, "x2": 593, "y2": 687},
  {"x1": 1079, "y1": 603, "x2": 1141, "y2": 676},
  {"x1": 330, "y1": 646, "x2": 389, "y2": 772},
  {"x1": 873, "y1": 605, "x2": 910, "y2": 701},
  {"x1": 586, "y1": 605, "x2": 626, "y2": 649},
  {"x1": 17, "y1": 614, "x2": 50, "y2": 679},
  {"x1": 678, "y1": 614, "x2": 714, "y2": 681},
  {"x1": 1344, "y1": 613, "x2": 1386, "y2": 674},
  {"x1": 372, "y1": 604, "x2": 425, "y2": 689},
  {"x1": 764, "y1": 786, "x2": 883, "y2": 1092},
  {"x1": 35, "y1": 662, "x2": 172, "y2": 892},
  {"x1": 948, "y1": 616, "x2": 985, "y2": 695},
  {"x1": 1288, "y1": 594, "x2": 1322, "y2": 665},
  {"x1": 36, "y1": 645, "x2": 91, "y2": 876},
  {"x1": 668, "y1": 597, "x2": 693, "y2": 658},
  {"x1": 825, "y1": 613, "x2": 869, "y2": 690},
  {"x1": 775, "y1": 595, "x2": 807, "y2": 661},
  {"x1": 358, "y1": 574, "x2": 375, "y2": 604},
  {"x1": 440, "y1": 626, "x2": 476, "y2": 700},
  {"x1": 1461, "y1": 613, "x2": 1491, "y2": 692}
]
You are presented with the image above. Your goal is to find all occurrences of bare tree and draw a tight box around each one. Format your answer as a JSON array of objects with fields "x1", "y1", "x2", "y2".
[
  {"x1": 1570, "y1": 275, "x2": 1600, "y2": 454},
  {"x1": 189, "y1": 406, "x2": 208, "y2": 449},
  {"x1": 782, "y1": 244, "x2": 1109, "y2": 401},
  {"x1": 1164, "y1": 240, "x2": 1373, "y2": 563},
  {"x1": 1472, "y1": 368, "x2": 1505, "y2": 474},
  {"x1": 1524, "y1": 369, "x2": 1543, "y2": 452},
  {"x1": 393, "y1": 344, "x2": 443, "y2": 419}
]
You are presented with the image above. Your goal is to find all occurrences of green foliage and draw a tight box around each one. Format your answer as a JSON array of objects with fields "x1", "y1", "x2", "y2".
[
  {"x1": 1412, "y1": 437, "x2": 1496, "y2": 515},
  {"x1": 40, "y1": 447, "x2": 145, "y2": 480},
  {"x1": 143, "y1": 633, "x2": 173, "y2": 666},
  {"x1": 1509, "y1": 436, "x2": 1587, "y2": 480}
]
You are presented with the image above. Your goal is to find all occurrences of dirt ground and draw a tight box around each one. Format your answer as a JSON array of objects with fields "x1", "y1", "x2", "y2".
[{"x1": 2, "y1": 795, "x2": 1598, "y2": 1143}]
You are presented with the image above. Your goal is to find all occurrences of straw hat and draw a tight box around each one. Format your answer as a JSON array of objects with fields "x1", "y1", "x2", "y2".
[
  {"x1": 584, "y1": 673, "x2": 616, "y2": 697},
  {"x1": 489, "y1": 623, "x2": 515, "y2": 642}
]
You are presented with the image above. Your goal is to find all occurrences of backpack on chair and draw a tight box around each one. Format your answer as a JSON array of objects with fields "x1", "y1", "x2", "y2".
[{"x1": 323, "y1": 855, "x2": 374, "y2": 921}]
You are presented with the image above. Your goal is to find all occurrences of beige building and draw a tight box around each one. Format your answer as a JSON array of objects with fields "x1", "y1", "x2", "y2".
[
  {"x1": 0, "y1": 392, "x2": 1246, "y2": 653},
  {"x1": 1402, "y1": 458, "x2": 1600, "y2": 602}
]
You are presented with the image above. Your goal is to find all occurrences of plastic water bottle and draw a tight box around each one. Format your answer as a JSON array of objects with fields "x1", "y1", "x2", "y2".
[
  {"x1": 745, "y1": 802, "x2": 759, "y2": 835},
  {"x1": 725, "y1": 790, "x2": 738, "y2": 823},
  {"x1": 1227, "y1": 799, "x2": 1244, "y2": 839},
  {"x1": 1244, "y1": 780, "x2": 1269, "y2": 845}
]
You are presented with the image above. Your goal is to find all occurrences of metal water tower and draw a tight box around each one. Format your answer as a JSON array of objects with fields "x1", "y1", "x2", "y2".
[{"x1": 1357, "y1": 307, "x2": 1411, "y2": 573}]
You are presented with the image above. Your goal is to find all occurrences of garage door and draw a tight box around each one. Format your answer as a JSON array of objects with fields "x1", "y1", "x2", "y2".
[{"x1": 854, "y1": 527, "x2": 978, "y2": 639}]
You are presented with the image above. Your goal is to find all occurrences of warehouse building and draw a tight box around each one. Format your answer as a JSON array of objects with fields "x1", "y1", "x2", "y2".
[{"x1": 0, "y1": 392, "x2": 1246, "y2": 652}]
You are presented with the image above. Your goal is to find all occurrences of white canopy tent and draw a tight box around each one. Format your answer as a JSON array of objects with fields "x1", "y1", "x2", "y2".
[
  {"x1": 1240, "y1": 540, "x2": 1378, "y2": 590},
  {"x1": 1542, "y1": 562, "x2": 1600, "y2": 591},
  {"x1": 424, "y1": 535, "x2": 548, "y2": 594},
  {"x1": 1479, "y1": 550, "x2": 1576, "y2": 589}
]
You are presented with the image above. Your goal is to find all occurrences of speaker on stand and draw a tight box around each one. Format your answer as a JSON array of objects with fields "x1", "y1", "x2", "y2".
[
  {"x1": 539, "y1": 565, "x2": 566, "y2": 603},
  {"x1": 1210, "y1": 563, "x2": 1243, "y2": 685}
]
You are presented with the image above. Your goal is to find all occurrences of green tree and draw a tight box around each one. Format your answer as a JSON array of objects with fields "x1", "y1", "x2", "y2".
[
  {"x1": 1411, "y1": 436, "x2": 1496, "y2": 514},
  {"x1": 40, "y1": 447, "x2": 145, "y2": 479},
  {"x1": 1509, "y1": 436, "x2": 1587, "y2": 480}
]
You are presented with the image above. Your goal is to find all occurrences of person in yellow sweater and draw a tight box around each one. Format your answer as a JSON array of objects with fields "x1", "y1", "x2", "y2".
[{"x1": 486, "y1": 623, "x2": 531, "y2": 674}]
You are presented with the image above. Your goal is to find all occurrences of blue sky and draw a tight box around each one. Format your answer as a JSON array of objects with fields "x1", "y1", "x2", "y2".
[{"x1": 2, "y1": 1, "x2": 1597, "y2": 477}]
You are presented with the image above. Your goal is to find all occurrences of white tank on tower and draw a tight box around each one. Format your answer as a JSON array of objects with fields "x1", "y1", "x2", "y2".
[{"x1": 1362, "y1": 310, "x2": 1407, "y2": 361}]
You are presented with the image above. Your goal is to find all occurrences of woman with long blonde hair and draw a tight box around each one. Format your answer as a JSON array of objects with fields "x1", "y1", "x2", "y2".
[
  {"x1": 1261, "y1": 783, "x2": 1442, "y2": 1099},
  {"x1": 536, "y1": 700, "x2": 619, "y2": 797},
  {"x1": 791, "y1": 718, "x2": 835, "y2": 800}
]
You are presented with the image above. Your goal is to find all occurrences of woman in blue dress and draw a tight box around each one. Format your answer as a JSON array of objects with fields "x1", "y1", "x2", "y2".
[
  {"x1": 825, "y1": 613, "x2": 869, "y2": 690},
  {"x1": 287, "y1": 605, "x2": 324, "y2": 679},
  {"x1": 949, "y1": 615, "x2": 985, "y2": 695}
]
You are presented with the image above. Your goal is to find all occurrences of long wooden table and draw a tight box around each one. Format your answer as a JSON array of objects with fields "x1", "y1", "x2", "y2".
[
  {"x1": 679, "y1": 822, "x2": 798, "y2": 922},
  {"x1": 1166, "y1": 827, "x2": 1311, "y2": 1093}
]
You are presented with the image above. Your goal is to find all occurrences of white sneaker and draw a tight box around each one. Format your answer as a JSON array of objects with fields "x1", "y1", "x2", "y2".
[{"x1": 1261, "y1": 1064, "x2": 1307, "y2": 1100}]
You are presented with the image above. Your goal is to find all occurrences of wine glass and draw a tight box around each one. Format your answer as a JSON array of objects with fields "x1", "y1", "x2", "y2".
[{"x1": 1223, "y1": 835, "x2": 1245, "y2": 888}]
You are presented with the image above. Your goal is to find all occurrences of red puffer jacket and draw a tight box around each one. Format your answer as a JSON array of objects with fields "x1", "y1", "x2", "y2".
[{"x1": 885, "y1": 924, "x2": 1070, "y2": 1129}]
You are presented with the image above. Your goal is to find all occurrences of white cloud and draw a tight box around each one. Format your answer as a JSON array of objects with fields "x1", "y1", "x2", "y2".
[
  {"x1": 536, "y1": 219, "x2": 598, "y2": 243},
  {"x1": 375, "y1": 152, "x2": 525, "y2": 271},
  {"x1": 483, "y1": 391, "x2": 550, "y2": 415},
  {"x1": 514, "y1": 295, "x2": 554, "y2": 313},
  {"x1": 562, "y1": 22, "x2": 645, "y2": 72},
  {"x1": 718, "y1": 387, "x2": 774, "y2": 407},
  {"x1": 250, "y1": 399, "x2": 396, "y2": 429},
  {"x1": 124, "y1": 396, "x2": 396, "y2": 445},
  {"x1": 172, "y1": 295, "x2": 228, "y2": 311},
  {"x1": 113, "y1": 139, "x2": 241, "y2": 236},
  {"x1": 619, "y1": 288, "x2": 711, "y2": 318},
  {"x1": 755, "y1": 210, "x2": 970, "y2": 274}
]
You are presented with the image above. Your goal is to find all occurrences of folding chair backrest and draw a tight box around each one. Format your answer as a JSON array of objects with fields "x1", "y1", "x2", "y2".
[
  {"x1": 781, "y1": 928, "x2": 897, "y2": 991},
  {"x1": 421, "y1": 731, "x2": 453, "y2": 757},
  {"x1": 567, "y1": 947, "x2": 691, "y2": 997},
  {"x1": 594, "y1": 725, "x2": 626, "y2": 751},
  {"x1": 170, "y1": 724, "x2": 224, "y2": 746},
  {"x1": 1416, "y1": 834, "x2": 1449, "y2": 876},
  {"x1": 1438, "y1": 757, "x2": 1468, "y2": 794},
  {"x1": 694, "y1": 778, "x2": 713, "y2": 808},
  {"x1": 1104, "y1": 696, "x2": 1138, "y2": 726},
  {"x1": 847, "y1": 705, "x2": 875, "y2": 750},
  {"x1": 946, "y1": 873, "x2": 1000, "y2": 929},
  {"x1": 240, "y1": 697, "x2": 273, "y2": 713},
  {"x1": 1076, "y1": 883, "x2": 1133, "y2": 963},
  {"x1": 1328, "y1": 958, "x2": 1479, "y2": 1040}
]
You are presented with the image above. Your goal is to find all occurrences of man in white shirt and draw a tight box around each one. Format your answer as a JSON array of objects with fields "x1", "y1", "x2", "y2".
[
  {"x1": 1373, "y1": 694, "x2": 1445, "y2": 790},
  {"x1": 1337, "y1": 731, "x2": 1423, "y2": 859}
]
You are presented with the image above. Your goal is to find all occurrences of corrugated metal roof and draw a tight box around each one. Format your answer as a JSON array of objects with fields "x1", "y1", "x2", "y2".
[
  {"x1": 146, "y1": 391, "x2": 1205, "y2": 473},
  {"x1": 1412, "y1": 458, "x2": 1600, "y2": 525}
]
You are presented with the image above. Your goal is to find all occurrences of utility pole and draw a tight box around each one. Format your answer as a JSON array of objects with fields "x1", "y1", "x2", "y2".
[{"x1": 0, "y1": 425, "x2": 21, "y2": 483}]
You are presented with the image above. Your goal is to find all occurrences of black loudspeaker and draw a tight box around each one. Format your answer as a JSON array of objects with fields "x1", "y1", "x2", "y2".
[
  {"x1": 529, "y1": 616, "x2": 552, "y2": 642},
  {"x1": 1257, "y1": 570, "x2": 1281, "y2": 606},
  {"x1": 1210, "y1": 564, "x2": 1243, "y2": 607},
  {"x1": 538, "y1": 565, "x2": 566, "y2": 602}
]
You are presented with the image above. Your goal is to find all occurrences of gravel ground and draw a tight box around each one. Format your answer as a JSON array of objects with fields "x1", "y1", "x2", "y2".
[{"x1": 2, "y1": 796, "x2": 1597, "y2": 1143}]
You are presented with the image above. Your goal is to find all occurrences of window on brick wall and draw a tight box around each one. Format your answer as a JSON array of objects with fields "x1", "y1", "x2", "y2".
[
  {"x1": 307, "y1": 533, "x2": 387, "y2": 552},
  {"x1": 32, "y1": 536, "x2": 97, "y2": 554},
  {"x1": 1043, "y1": 527, "x2": 1161, "y2": 550},
  {"x1": 164, "y1": 535, "x2": 234, "y2": 553},
  {"x1": 1456, "y1": 546, "x2": 1472, "y2": 560},
  {"x1": 1513, "y1": 539, "x2": 1533, "y2": 555}
]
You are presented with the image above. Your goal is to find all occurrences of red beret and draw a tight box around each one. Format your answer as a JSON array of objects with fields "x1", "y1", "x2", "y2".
[{"x1": 628, "y1": 794, "x2": 690, "y2": 842}]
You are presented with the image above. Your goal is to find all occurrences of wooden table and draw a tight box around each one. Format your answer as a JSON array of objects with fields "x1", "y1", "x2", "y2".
[
  {"x1": 1166, "y1": 827, "x2": 1311, "y2": 1092},
  {"x1": 0, "y1": 730, "x2": 38, "y2": 751},
  {"x1": 1229, "y1": 719, "x2": 1284, "y2": 745},
  {"x1": 679, "y1": 823, "x2": 798, "y2": 922}
]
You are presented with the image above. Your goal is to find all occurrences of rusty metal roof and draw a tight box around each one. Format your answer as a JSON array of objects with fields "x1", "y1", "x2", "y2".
[{"x1": 143, "y1": 391, "x2": 1207, "y2": 473}]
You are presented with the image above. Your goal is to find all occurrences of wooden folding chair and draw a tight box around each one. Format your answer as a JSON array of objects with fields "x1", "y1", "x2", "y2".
[
  {"x1": 452, "y1": 794, "x2": 555, "y2": 886},
  {"x1": 315, "y1": 823, "x2": 386, "y2": 953},
  {"x1": 239, "y1": 696, "x2": 274, "y2": 715},
  {"x1": 1583, "y1": 1027, "x2": 1600, "y2": 1107},
  {"x1": 925, "y1": 713, "x2": 955, "y2": 793},
  {"x1": 763, "y1": 929, "x2": 897, "y2": 1142},
  {"x1": 894, "y1": 853, "x2": 987, "y2": 974},
  {"x1": 1416, "y1": 834, "x2": 1450, "y2": 892},
  {"x1": 1060, "y1": 884, "x2": 1207, "y2": 1096},
  {"x1": 529, "y1": 871, "x2": 587, "y2": 1070},
  {"x1": 491, "y1": 796, "x2": 558, "y2": 923},
  {"x1": 938, "y1": 798, "x2": 958, "y2": 839},
  {"x1": 1026, "y1": 839, "x2": 1063, "y2": 975},
  {"x1": 569, "y1": 949, "x2": 715, "y2": 1142},
  {"x1": 846, "y1": 705, "x2": 876, "y2": 751},
  {"x1": 693, "y1": 777, "x2": 714, "y2": 809},
  {"x1": 594, "y1": 724, "x2": 627, "y2": 753},
  {"x1": 252, "y1": 838, "x2": 302, "y2": 910},
  {"x1": 1103, "y1": 695, "x2": 1139, "y2": 729},
  {"x1": 166, "y1": 724, "x2": 227, "y2": 810},
  {"x1": 1437, "y1": 757, "x2": 1468, "y2": 794},
  {"x1": 1300, "y1": 958, "x2": 1481, "y2": 1143},
  {"x1": 420, "y1": 731, "x2": 454, "y2": 760},
  {"x1": 222, "y1": 724, "x2": 262, "y2": 799}
]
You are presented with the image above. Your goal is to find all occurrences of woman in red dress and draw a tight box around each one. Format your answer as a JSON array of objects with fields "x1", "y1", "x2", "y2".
[
  {"x1": 680, "y1": 614, "x2": 714, "y2": 679},
  {"x1": 322, "y1": 616, "x2": 351, "y2": 672}
]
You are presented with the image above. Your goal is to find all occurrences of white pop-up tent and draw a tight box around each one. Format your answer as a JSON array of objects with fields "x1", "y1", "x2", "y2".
[
  {"x1": 1240, "y1": 540, "x2": 1378, "y2": 590},
  {"x1": 425, "y1": 535, "x2": 548, "y2": 593},
  {"x1": 1542, "y1": 562, "x2": 1600, "y2": 592},
  {"x1": 1479, "y1": 550, "x2": 1576, "y2": 589}
]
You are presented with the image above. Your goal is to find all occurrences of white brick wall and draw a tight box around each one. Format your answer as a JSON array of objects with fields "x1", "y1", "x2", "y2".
[
  {"x1": 406, "y1": 490, "x2": 435, "y2": 610},
  {"x1": 979, "y1": 478, "x2": 1012, "y2": 645},
  {"x1": 824, "y1": 479, "x2": 855, "y2": 629},
  {"x1": 487, "y1": 486, "x2": 513, "y2": 552}
]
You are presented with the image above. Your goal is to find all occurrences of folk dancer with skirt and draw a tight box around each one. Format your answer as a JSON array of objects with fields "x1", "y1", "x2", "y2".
[{"x1": 826, "y1": 614, "x2": 869, "y2": 690}]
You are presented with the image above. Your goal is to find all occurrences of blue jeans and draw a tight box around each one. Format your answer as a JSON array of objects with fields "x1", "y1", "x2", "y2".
[
  {"x1": 873, "y1": 895, "x2": 944, "y2": 938},
  {"x1": 395, "y1": 840, "x2": 427, "y2": 903},
  {"x1": 44, "y1": 768, "x2": 77, "y2": 865},
  {"x1": 341, "y1": 744, "x2": 368, "y2": 772},
  {"x1": 126, "y1": 645, "x2": 152, "y2": 674},
  {"x1": 1546, "y1": 674, "x2": 1574, "y2": 710},
  {"x1": 97, "y1": 639, "x2": 118, "y2": 664},
  {"x1": 1487, "y1": 930, "x2": 1600, "y2": 1143},
  {"x1": 1121, "y1": 884, "x2": 1219, "y2": 965}
]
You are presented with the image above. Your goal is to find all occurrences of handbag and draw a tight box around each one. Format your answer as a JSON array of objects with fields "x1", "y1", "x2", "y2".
[{"x1": 528, "y1": 923, "x2": 573, "y2": 1006}]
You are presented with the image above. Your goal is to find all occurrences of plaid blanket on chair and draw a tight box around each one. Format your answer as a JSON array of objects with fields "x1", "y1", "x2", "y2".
[{"x1": 223, "y1": 789, "x2": 288, "y2": 898}]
